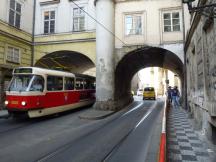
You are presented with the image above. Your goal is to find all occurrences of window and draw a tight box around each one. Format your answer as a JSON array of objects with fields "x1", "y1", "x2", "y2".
[
  {"x1": 73, "y1": 7, "x2": 85, "y2": 31},
  {"x1": 75, "y1": 78, "x2": 83, "y2": 90},
  {"x1": 30, "y1": 76, "x2": 44, "y2": 92},
  {"x1": 9, "y1": 75, "x2": 32, "y2": 91},
  {"x1": 44, "y1": 10, "x2": 55, "y2": 34},
  {"x1": 125, "y1": 14, "x2": 142, "y2": 35},
  {"x1": 64, "y1": 77, "x2": 74, "y2": 90},
  {"x1": 163, "y1": 12, "x2": 180, "y2": 32},
  {"x1": 9, "y1": 0, "x2": 21, "y2": 28},
  {"x1": 6, "y1": 46, "x2": 20, "y2": 63},
  {"x1": 47, "y1": 76, "x2": 63, "y2": 91}
]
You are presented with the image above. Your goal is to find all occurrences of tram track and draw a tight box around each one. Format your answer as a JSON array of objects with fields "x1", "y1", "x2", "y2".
[
  {"x1": 35, "y1": 101, "x2": 158, "y2": 162},
  {"x1": 35, "y1": 109, "x2": 129, "y2": 162},
  {"x1": 0, "y1": 107, "x2": 90, "y2": 136},
  {"x1": 0, "y1": 117, "x2": 49, "y2": 136}
]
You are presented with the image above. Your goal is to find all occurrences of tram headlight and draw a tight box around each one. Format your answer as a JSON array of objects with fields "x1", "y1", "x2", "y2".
[
  {"x1": 4, "y1": 100, "x2": 9, "y2": 105},
  {"x1": 21, "y1": 101, "x2": 26, "y2": 106}
]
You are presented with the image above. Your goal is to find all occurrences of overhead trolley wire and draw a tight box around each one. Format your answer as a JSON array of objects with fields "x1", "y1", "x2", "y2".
[
  {"x1": 34, "y1": 1, "x2": 132, "y2": 58},
  {"x1": 70, "y1": 0, "x2": 128, "y2": 47}
]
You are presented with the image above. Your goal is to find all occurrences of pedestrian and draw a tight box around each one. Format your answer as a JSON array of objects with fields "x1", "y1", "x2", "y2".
[
  {"x1": 167, "y1": 86, "x2": 172, "y2": 104},
  {"x1": 172, "y1": 86, "x2": 180, "y2": 108}
]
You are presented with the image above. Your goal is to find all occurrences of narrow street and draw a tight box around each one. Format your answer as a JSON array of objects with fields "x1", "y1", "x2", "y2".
[{"x1": 0, "y1": 98, "x2": 164, "y2": 162}]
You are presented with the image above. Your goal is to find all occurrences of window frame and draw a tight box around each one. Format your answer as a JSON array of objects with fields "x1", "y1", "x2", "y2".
[
  {"x1": 8, "y1": 0, "x2": 22, "y2": 28},
  {"x1": 124, "y1": 13, "x2": 143, "y2": 36},
  {"x1": 47, "y1": 75, "x2": 63, "y2": 91},
  {"x1": 75, "y1": 78, "x2": 84, "y2": 90},
  {"x1": 163, "y1": 11, "x2": 181, "y2": 32},
  {"x1": 64, "y1": 77, "x2": 75, "y2": 90},
  {"x1": 6, "y1": 46, "x2": 21, "y2": 64},
  {"x1": 42, "y1": 9, "x2": 56, "y2": 34},
  {"x1": 72, "y1": 7, "x2": 85, "y2": 32}
]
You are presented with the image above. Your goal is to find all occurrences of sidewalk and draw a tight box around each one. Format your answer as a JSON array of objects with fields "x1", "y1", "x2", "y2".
[{"x1": 167, "y1": 106, "x2": 215, "y2": 162}]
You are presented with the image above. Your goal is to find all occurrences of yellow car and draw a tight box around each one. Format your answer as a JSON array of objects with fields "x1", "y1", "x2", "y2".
[{"x1": 143, "y1": 87, "x2": 156, "y2": 100}]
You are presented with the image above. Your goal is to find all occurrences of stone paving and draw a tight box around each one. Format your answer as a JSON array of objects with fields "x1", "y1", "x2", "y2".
[{"x1": 167, "y1": 106, "x2": 212, "y2": 162}]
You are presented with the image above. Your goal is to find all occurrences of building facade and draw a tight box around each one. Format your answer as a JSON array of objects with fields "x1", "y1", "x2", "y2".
[
  {"x1": 114, "y1": 0, "x2": 184, "y2": 96},
  {"x1": 115, "y1": 0, "x2": 184, "y2": 62},
  {"x1": 184, "y1": 0, "x2": 216, "y2": 143},
  {"x1": 0, "y1": 0, "x2": 33, "y2": 108},
  {"x1": 34, "y1": 0, "x2": 96, "y2": 72},
  {"x1": 0, "y1": 0, "x2": 185, "y2": 109}
]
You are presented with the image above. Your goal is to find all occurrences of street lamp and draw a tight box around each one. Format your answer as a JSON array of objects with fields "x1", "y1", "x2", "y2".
[{"x1": 182, "y1": 0, "x2": 216, "y2": 18}]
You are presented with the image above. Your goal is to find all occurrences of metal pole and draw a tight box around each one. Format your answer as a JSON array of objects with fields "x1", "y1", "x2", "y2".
[
  {"x1": 182, "y1": 3, "x2": 188, "y2": 111},
  {"x1": 31, "y1": 0, "x2": 36, "y2": 66}
]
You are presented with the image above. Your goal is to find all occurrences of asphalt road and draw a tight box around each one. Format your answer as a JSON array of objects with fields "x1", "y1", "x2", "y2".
[{"x1": 0, "y1": 97, "x2": 164, "y2": 162}]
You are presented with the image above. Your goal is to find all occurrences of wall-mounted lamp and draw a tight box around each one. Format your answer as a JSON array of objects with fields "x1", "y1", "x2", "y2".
[{"x1": 182, "y1": 0, "x2": 216, "y2": 18}]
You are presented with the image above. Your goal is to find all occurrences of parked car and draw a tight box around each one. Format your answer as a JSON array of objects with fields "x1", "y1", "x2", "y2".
[
  {"x1": 137, "y1": 89, "x2": 143, "y2": 96},
  {"x1": 143, "y1": 87, "x2": 156, "y2": 100}
]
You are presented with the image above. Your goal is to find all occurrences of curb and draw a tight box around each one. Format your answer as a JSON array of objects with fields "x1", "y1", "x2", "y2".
[{"x1": 158, "y1": 100, "x2": 168, "y2": 162}]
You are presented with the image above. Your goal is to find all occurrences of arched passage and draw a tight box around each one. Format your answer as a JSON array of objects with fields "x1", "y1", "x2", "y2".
[
  {"x1": 115, "y1": 46, "x2": 184, "y2": 107},
  {"x1": 35, "y1": 50, "x2": 95, "y2": 74}
]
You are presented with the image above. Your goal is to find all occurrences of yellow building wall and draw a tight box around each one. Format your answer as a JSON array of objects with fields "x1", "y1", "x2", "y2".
[
  {"x1": 34, "y1": 32, "x2": 96, "y2": 65},
  {"x1": 0, "y1": 21, "x2": 32, "y2": 42},
  {"x1": 0, "y1": 34, "x2": 32, "y2": 68}
]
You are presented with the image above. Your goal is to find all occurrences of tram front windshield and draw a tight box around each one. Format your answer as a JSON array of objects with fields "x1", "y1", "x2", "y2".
[{"x1": 9, "y1": 75, "x2": 44, "y2": 92}]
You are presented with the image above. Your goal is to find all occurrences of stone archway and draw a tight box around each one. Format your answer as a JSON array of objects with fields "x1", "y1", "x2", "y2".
[
  {"x1": 35, "y1": 50, "x2": 95, "y2": 74},
  {"x1": 114, "y1": 46, "x2": 184, "y2": 109}
]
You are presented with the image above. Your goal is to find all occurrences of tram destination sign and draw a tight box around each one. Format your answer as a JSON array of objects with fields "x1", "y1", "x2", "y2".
[{"x1": 14, "y1": 68, "x2": 32, "y2": 74}]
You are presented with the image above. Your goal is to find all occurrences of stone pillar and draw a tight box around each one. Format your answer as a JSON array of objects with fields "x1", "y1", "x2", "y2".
[{"x1": 94, "y1": 0, "x2": 115, "y2": 110}]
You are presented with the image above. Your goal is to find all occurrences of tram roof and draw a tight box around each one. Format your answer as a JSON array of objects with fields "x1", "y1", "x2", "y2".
[{"x1": 13, "y1": 67, "x2": 75, "y2": 77}]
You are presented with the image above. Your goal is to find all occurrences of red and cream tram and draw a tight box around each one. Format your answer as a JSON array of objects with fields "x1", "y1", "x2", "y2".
[{"x1": 4, "y1": 67, "x2": 96, "y2": 118}]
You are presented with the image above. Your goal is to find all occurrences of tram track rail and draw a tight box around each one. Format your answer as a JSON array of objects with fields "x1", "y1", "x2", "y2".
[
  {"x1": 36, "y1": 101, "x2": 158, "y2": 162},
  {"x1": 0, "y1": 117, "x2": 49, "y2": 136},
  {"x1": 0, "y1": 106, "x2": 90, "y2": 136}
]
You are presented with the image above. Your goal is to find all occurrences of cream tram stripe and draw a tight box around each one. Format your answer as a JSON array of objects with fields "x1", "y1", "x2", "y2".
[{"x1": 28, "y1": 100, "x2": 94, "y2": 118}]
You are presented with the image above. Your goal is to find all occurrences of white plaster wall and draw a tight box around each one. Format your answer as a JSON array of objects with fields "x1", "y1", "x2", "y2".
[
  {"x1": 183, "y1": 4, "x2": 191, "y2": 40},
  {"x1": 115, "y1": 0, "x2": 184, "y2": 48},
  {"x1": 0, "y1": 0, "x2": 33, "y2": 33},
  {"x1": 21, "y1": 0, "x2": 33, "y2": 33},
  {"x1": 35, "y1": 0, "x2": 96, "y2": 35},
  {"x1": 0, "y1": 0, "x2": 8, "y2": 22},
  {"x1": 160, "y1": 43, "x2": 184, "y2": 63}
]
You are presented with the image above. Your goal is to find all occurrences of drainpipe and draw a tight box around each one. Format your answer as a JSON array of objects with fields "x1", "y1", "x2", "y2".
[
  {"x1": 182, "y1": 3, "x2": 188, "y2": 111},
  {"x1": 31, "y1": 0, "x2": 36, "y2": 66}
]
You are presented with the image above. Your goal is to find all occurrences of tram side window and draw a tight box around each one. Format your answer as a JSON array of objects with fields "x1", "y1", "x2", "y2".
[
  {"x1": 64, "y1": 77, "x2": 74, "y2": 90},
  {"x1": 75, "y1": 78, "x2": 83, "y2": 90},
  {"x1": 91, "y1": 81, "x2": 96, "y2": 89},
  {"x1": 30, "y1": 76, "x2": 44, "y2": 92},
  {"x1": 83, "y1": 80, "x2": 87, "y2": 89},
  {"x1": 84, "y1": 79, "x2": 91, "y2": 89},
  {"x1": 47, "y1": 76, "x2": 63, "y2": 91}
]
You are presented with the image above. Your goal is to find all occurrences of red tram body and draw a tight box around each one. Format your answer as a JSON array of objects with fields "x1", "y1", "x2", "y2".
[{"x1": 4, "y1": 67, "x2": 96, "y2": 118}]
